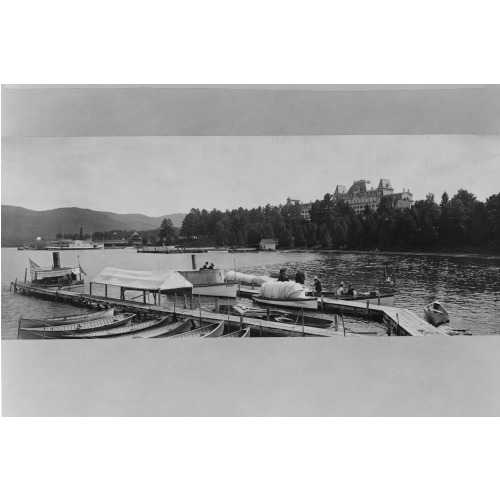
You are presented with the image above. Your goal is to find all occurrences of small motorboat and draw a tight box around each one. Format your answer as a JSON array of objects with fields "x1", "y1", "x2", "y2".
[{"x1": 424, "y1": 301, "x2": 450, "y2": 326}]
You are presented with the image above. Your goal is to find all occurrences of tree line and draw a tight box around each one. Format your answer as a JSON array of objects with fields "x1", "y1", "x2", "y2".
[{"x1": 178, "y1": 189, "x2": 500, "y2": 252}]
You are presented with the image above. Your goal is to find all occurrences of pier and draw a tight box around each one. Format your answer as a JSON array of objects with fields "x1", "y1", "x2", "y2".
[
  {"x1": 10, "y1": 279, "x2": 447, "y2": 336},
  {"x1": 10, "y1": 281, "x2": 344, "y2": 337}
]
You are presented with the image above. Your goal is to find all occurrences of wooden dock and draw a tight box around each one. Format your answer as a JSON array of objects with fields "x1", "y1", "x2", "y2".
[
  {"x1": 10, "y1": 280, "x2": 447, "y2": 337},
  {"x1": 9, "y1": 281, "x2": 346, "y2": 337},
  {"x1": 240, "y1": 285, "x2": 447, "y2": 336}
]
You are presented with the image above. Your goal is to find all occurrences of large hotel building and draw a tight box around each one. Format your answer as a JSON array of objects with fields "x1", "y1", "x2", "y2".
[{"x1": 288, "y1": 178, "x2": 414, "y2": 219}]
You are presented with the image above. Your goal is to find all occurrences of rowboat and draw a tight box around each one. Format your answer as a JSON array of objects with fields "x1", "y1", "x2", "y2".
[
  {"x1": 252, "y1": 282, "x2": 318, "y2": 311},
  {"x1": 319, "y1": 291, "x2": 395, "y2": 307},
  {"x1": 60, "y1": 315, "x2": 173, "y2": 339},
  {"x1": 220, "y1": 304, "x2": 333, "y2": 328},
  {"x1": 220, "y1": 327, "x2": 251, "y2": 338},
  {"x1": 424, "y1": 301, "x2": 450, "y2": 326},
  {"x1": 133, "y1": 318, "x2": 195, "y2": 338},
  {"x1": 18, "y1": 313, "x2": 135, "y2": 339},
  {"x1": 19, "y1": 308, "x2": 115, "y2": 329},
  {"x1": 167, "y1": 321, "x2": 225, "y2": 339}
]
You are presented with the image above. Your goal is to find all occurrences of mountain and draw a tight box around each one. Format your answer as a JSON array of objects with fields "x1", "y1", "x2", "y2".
[{"x1": 1, "y1": 205, "x2": 186, "y2": 246}]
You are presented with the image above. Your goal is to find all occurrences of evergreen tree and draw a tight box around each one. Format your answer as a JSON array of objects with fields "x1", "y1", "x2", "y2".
[
  {"x1": 305, "y1": 223, "x2": 318, "y2": 247},
  {"x1": 158, "y1": 218, "x2": 174, "y2": 244},
  {"x1": 319, "y1": 224, "x2": 332, "y2": 248},
  {"x1": 293, "y1": 225, "x2": 307, "y2": 247}
]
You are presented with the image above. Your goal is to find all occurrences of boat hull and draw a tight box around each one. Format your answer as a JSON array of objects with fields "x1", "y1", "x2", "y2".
[
  {"x1": 18, "y1": 313, "x2": 135, "y2": 339},
  {"x1": 19, "y1": 308, "x2": 115, "y2": 328},
  {"x1": 192, "y1": 283, "x2": 238, "y2": 298},
  {"x1": 252, "y1": 296, "x2": 318, "y2": 310},
  {"x1": 319, "y1": 292, "x2": 395, "y2": 307}
]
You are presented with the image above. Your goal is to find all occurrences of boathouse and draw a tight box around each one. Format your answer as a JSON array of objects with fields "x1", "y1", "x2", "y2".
[
  {"x1": 259, "y1": 239, "x2": 277, "y2": 251},
  {"x1": 128, "y1": 231, "x2": 143, "y2": 247}
]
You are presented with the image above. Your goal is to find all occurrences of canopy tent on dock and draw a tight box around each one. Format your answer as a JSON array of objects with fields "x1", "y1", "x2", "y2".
[{"x1": 90, "y1": 267, "x2": 193, "y2": 304}]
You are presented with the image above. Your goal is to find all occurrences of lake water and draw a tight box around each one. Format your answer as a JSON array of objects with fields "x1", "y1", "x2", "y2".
[{"x1": 2, "y1": 248, "x2": 499, "y2": 338}]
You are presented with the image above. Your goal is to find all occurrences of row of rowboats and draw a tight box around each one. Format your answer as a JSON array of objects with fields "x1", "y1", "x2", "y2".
[{"x1": 17, "y1": 308, "x2": 250, "y2": 340}]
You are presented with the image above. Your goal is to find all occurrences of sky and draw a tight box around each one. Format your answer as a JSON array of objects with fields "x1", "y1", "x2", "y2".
[{"x1": 2, "y1": 85, "x2": 500, "y2": 216}]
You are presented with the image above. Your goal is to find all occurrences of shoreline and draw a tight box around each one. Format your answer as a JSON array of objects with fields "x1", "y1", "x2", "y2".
[{"x1": 3, "y1": 245, "x2": 499, "y2": 259}]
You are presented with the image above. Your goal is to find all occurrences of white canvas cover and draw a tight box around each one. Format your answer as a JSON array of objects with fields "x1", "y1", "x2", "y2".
[
  {"x1": 91, "y1": 267, "x2": 193, "y2": 291},
  {"x1": 258, "y1": 281, "x2": 307, "y2": 300},
  {"x1": 226, "y1": 270, "x2": 274, "y2": 286}
]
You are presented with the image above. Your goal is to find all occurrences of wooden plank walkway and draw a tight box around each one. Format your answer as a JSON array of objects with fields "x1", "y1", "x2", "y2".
[
  {"x1": 10, "y1": 282, "x2": 346, "y2": 337},
  {"x1": 319, "y1": 297, "x2": 447, "y2": 336},
  {"x1": 10, "y1": 281, "x2": 447, "y2": 336}
]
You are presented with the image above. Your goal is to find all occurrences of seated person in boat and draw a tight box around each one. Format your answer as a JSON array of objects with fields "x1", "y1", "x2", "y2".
[
  {"x1": 337, "y1": 281, "x2": 345, "y2": 295},
  {"x1": 200, "y1": 262, "x2": 210, "y2": 270},
  {"x1": 277, "y1": 267, "x2": 289, "y2": 282},
  {"x1": 208, "y1": 263, "x2": 215, "y2": 269},
  {"x1": 346, "y1": 284, "x2": 356, "y2": 296},
  {"x1": 313, "y1": 276, "x2": 322, "y2": 297},
  {"x1": 58, "y1": 273, "x2": 73, "y2": 289}
]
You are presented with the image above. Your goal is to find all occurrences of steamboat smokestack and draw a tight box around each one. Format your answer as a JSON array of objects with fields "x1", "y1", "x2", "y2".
[
  {"x1": 80, "y1": 227, "x2": 83, "y2": 239},
  {"x1": 191, "y1": 255, "x2": 197, "y2": 270},
  {"x1": 53, "y1": 252, "x2": 60, "y2": 269}
]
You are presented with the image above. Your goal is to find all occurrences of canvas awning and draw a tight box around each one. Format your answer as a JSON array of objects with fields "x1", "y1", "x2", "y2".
[{"x1": 91, "y1": 267, "x2": 193, "y2": 292}]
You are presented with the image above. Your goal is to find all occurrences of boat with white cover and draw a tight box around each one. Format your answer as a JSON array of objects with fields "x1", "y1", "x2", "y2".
[{"x1": 252, "y1": 282, "x2": 318, "y2": 310}]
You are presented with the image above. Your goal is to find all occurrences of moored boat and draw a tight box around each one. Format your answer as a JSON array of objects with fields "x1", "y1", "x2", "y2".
[
  {"x1": 61, "y1": 315, "x2": 173, "y2": 339},
  {"x1": 167, "y1": 321, "x2": 225, "y2": 339},
  {"x1": 46, "y1": 239, "x2": 104, "y2": 250},
  {"x1": 220, "y1": 327, "x2": 251, "y2": 338},
  {"x1": 252, "y1": 282, "x2": 318, "y2": 310},
  {"x1": 29, "y1": 253, "x2": 84, "y2": 289},
  {"x1": 133, "y1": 318, "x2": 194, "y2": 338},
  {"x1": 424, "y1": 301, "x2": 450, "y2": 326},
  {"x1": 18, "y1": 313, "x2": 135, "y2": 339},
  {"x1": 319, "y1": 291, "x2": 395, "y2": 307},
  {"x1": 178, "y1": 269, "x2": 238, "y2": 298},
  {"x1": 219, "y1": 304, "x2": 333, "y2": 328},
  {"x1": 19, "y1": 308, "x2": 115, "y2": 329}
]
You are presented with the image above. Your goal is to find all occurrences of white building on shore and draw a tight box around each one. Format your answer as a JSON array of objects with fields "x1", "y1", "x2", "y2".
[{"x1": 332, "y1": 179, "x2": 413, "y2": 215}]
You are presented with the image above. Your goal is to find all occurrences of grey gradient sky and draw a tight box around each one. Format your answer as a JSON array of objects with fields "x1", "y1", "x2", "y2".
[{"x1": 2, "y1": 85, "x2": 500, "y2": 215}]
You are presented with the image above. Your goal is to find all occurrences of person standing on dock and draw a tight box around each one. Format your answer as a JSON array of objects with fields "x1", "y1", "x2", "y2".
[
  {"x1": 313, "y1": 276, "x2": 322, "y2": 297},
  {"x1": 295, "y1": 269, "x2": 305, "y2": 285}
]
